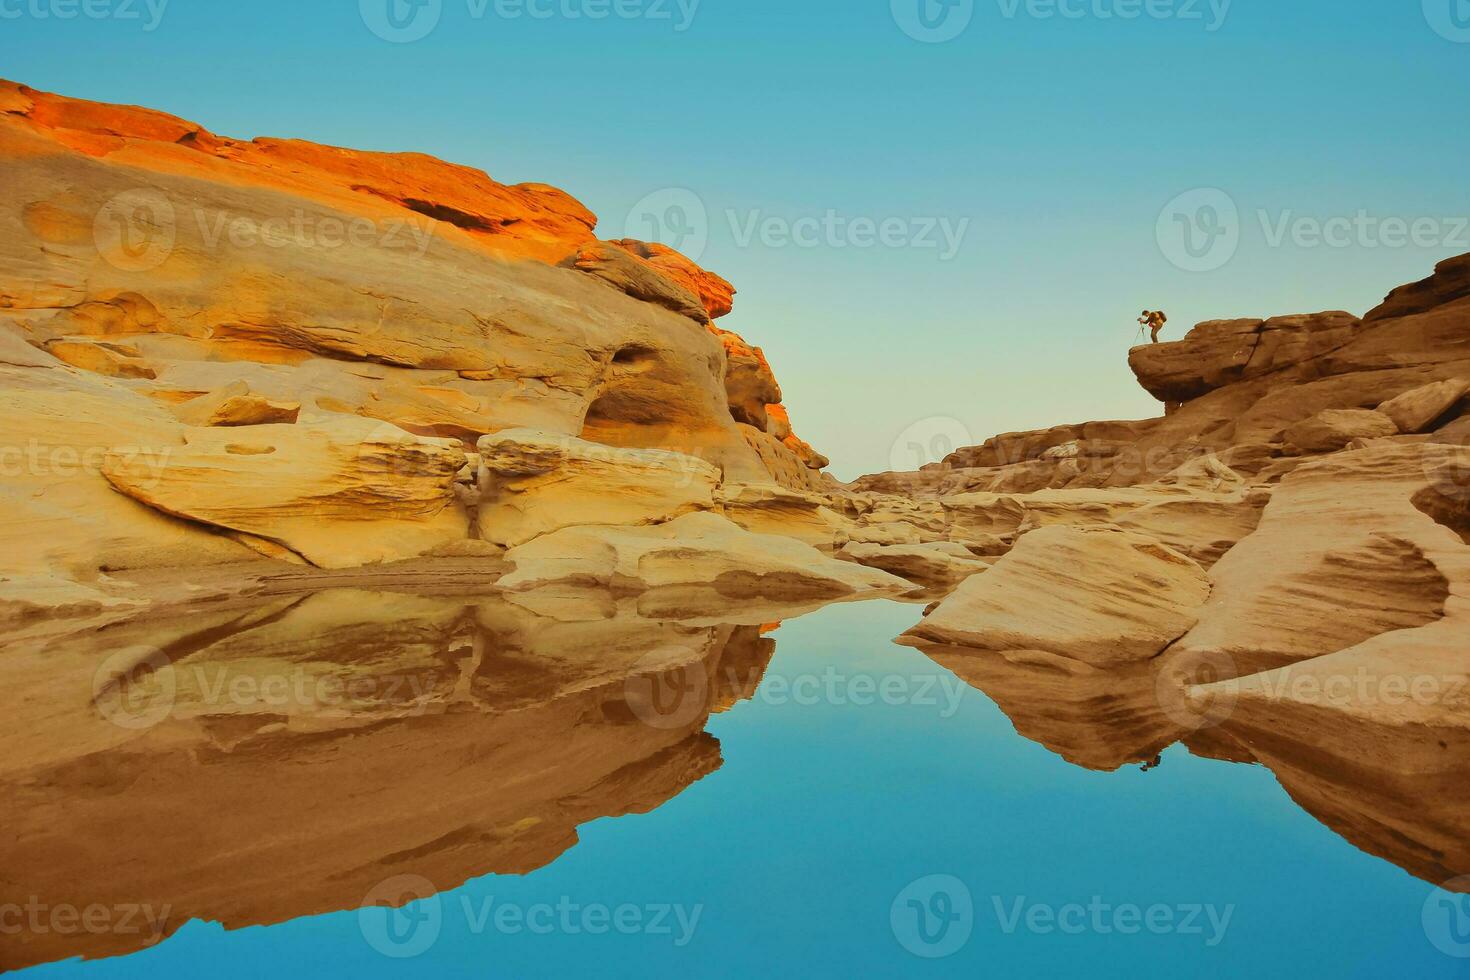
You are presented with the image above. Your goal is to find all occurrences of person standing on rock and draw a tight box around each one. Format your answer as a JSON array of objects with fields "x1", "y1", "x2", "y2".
[{"x1": 1138, "y1": 310, "x2": 1168, "y2": 343}]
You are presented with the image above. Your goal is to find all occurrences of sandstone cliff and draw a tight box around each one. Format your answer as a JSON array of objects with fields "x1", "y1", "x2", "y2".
[{"x1": 0, "y1": 79, "x2": 836, "y2": 611}]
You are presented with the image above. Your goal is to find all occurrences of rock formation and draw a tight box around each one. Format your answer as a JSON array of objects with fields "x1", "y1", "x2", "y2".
[{"x1": 0, "y1": 78, "x2": 835, "y2": 612}]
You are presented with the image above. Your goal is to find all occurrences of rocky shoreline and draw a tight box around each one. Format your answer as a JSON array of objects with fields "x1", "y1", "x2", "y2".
[{"x1": 2, "y1": 80, "x2": 1468, "y2": 966}]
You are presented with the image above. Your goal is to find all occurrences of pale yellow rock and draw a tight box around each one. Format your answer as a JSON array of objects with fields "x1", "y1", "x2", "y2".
[
  {"x1": 101, "y1": 417, "x2": 468, "y2": 569},
  {"x1": 476, "y1": 428, "x2": 719, "y2": 547},
  {"x1": 499, "y1": 512, "x2": 913, "y2": 597},
  {"x1": 838, "y1": 542, "x2": 991, "y2": 584},
  {"x1": 903, "y1": 525, "x2": 1210, "y2": 667},
  {"x1": 1170, "y1": 442, "x2": 1470, "y2": 678},
  {"x1": 715, "y1": 482, "x2": 848, "y2": 547}
]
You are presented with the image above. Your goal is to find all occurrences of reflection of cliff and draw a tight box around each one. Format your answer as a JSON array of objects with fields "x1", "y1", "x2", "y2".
[
  {"x1": 0, "y1": 590, "x2": 775, "y2": 971},
  {"x1": 910, "y1": 641, "x2": 1470, "y2": 891},
  {"x1": 1215, "y1": 700, "x2": 1470, "y2": 894},
  {"x1": 910, "y1": 642, "x2": 1186, "y2": 772}
]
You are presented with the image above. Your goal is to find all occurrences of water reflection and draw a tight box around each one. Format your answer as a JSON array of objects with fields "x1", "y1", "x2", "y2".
[
  {"x1": 904, "y1": 639, "x2": 1470, "y2": 894},
  {"x1": 0, "y1": 589, "x2": 777, "y2": 971}
]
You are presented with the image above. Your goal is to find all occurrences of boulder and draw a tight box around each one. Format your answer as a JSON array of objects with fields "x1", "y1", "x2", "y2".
[
  {"x1": 1283, "y1": 409, "x2": 1399, "y2": 454},
  {"x1": 902, "y1": 525, "x2": 1210, "y2": 667},
  {"x1": 1376, "y1": 377, "x2": 1470, "y2": 434},
  {"x1": 1127, "y1": 313, "x2": 1360, "y2": 405},
  {"x1": 172, "y1": 381, "x2": 301, "y2": 427},
  {"x1": 476, "y1": 428, "x2": 718, "y2": 547},
  {"x1": 838, "y1": 542, "x2": 991, "y2": 584},
  {"x1": 564, "y1": 240, "x2": 711, "y2": 323},
  {"x1": 101, "y1": 418, "x2": 467, "y2": 568},
  {"x1": 498, "y1": 512, "x2": 912, "y2": 597}
]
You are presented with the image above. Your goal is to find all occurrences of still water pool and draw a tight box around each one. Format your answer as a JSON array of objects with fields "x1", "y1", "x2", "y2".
[{"x1": 10, "y1": 597, "x2": 1465, "y2": 977}]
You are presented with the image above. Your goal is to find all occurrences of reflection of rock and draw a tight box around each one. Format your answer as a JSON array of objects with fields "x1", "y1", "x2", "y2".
[
  {"x1": 499, "y1": 512, "x2": 912, "y2": 599},
  {"x1": 1197, "y1": 656, "x2": 1470, "y2": 889},
  {"x1": 0, "y1": 588, "x2": 779, "y2": 971},
  {"x1": 907, "y1": 642, "x2": 1184, "y2": 771},
  {"x1": 903, "y1": 525, "x2": 1210, "y2": 668}
]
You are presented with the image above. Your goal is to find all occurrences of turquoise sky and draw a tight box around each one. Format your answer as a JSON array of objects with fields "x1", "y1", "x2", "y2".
[{"x1": 5, "y1": 0, "x2": 1468, "y2": 476}]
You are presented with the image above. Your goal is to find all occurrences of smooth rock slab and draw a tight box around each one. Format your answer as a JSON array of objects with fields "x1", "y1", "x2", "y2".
[
  {"x1": 902, "y1": 525, "x2": 1210, "y2": 668},
  {"x1": 102, "y1": 417, "x2": 467, "y2": 568},
  {"x1": 499, "y1": 512, "x2": 912, "y2": 598}
]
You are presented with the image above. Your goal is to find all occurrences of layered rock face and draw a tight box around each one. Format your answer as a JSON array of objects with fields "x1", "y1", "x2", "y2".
[{"x1": 0, "y1": 79, "x2": 835, "y2": 608}]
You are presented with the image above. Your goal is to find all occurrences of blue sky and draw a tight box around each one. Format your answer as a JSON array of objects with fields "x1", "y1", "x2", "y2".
[{"x1": 4, "y1": 0, "x2": 1468, "y2": 476}]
